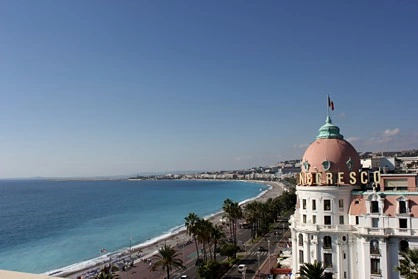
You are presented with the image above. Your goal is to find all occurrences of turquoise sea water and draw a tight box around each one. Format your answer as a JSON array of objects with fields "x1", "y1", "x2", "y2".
[{"x1": 0, "y1": 179, "x2": 268, "y2": 274}]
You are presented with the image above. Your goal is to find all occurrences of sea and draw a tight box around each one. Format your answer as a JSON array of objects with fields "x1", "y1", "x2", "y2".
[{"x1": 0, "y1": 179, "x2": 268, "y2": 275}]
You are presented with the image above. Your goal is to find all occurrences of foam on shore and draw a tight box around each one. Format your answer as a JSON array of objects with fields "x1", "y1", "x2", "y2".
[{"x1": 47, "y1": 180, "x2": 281, "y2": 278}]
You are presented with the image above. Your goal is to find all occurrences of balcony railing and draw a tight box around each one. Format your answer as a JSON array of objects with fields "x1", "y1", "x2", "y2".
[{"x1": 371, "y1": 268, "x2": 381, "y2": 275}]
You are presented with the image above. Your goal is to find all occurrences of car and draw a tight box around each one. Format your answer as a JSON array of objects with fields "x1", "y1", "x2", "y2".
[
  {"x1": 238, "y1": 264, "x2": 247, "y2": 273},
  {"x1": 258, "y1": 246, "x2": 266, "y2": 251},
  {"x1": 180, "y1": 276, "x2": 188, "y2": 279}
]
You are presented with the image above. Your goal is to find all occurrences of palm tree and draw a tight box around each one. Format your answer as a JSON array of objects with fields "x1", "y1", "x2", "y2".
[
  {"x1": 185, "y1": 212, "x2": 201, "y2": 259},
  {"x1": 210, "y1": 224, "x2": 225, "y2": 261},
  {"x1": 223, "y1": 199, "x2": 242, "y2": 245},
  {"x1": 95, "y1": 264, "x2": 120, "y2": 279},
  {"x1": 298, "y1": 260, "x2": 325, "y2": 279},
  {"x1": 395, "y1": 248, "x2": 418, "y2": 278},
  {"x1": 149, "y1": 244, "x2": 186, "y2": 279}
]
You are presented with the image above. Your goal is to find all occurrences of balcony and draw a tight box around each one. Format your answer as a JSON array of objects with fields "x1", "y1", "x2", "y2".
[
  {"x1": 370, "y1": 248, "x2": 380, "y2": 256},
  {"x1": 371, "y1": 268, "x2": 381, "y2": 275}
]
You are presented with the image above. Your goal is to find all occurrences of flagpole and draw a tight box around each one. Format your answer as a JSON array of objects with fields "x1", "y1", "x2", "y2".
[{"x1": 327, "y1": 94, "x2": 330, "y2": 117}]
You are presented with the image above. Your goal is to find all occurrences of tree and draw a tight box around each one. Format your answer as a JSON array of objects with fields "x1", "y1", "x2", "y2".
[
  {"x1": 185, "y1": 212, "x2": 201, "y2": 260},
  {"x1": 298, "y1": 260, "x2": 325, "y2": 279},
  {"x1": 210, "y1": 224, "x2": 225, "y2": 261},
  {"x1": 95, "y1": 264, "x2": 120, "y2": 279},
  {"x1": 223, "y1": 199, "x2": 242, "y2": 245},
  {"x1": 395, "y1": 248, "x2": 418, "y2": 278},
  {"x1": 150, "y1": 244, "x2": 186, "y2": 279}
]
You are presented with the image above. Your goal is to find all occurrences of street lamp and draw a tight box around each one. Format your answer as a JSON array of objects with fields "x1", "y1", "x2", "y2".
[
  {"x1": 242, "y1": 266, "x2": 247, "y2": 279},
  {"x1": 268, "y1": 240, "x2": 271, "y2": 269},
  {"x1": 257, "y1": 251, "x2": 260, "y2": 272}
]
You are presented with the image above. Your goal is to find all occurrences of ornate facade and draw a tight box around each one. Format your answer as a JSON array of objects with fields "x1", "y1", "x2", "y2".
[{"x1": 290, "y1": 116, "x2": 418, "y2": 279}]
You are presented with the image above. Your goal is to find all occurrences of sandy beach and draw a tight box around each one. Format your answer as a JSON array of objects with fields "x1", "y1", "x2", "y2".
[{"x1": 60, "y1": 180, "x2": 287, "y2": 279}]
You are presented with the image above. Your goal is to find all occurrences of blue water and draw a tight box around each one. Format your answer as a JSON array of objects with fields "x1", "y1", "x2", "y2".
[{"x1": 0, "y1": 179, "x2": 267, "y2": 274}]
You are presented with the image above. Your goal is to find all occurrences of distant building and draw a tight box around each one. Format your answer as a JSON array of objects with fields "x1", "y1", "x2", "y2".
[{"x1": 290, "y1": 116, "x2": 418, "y2": 279}]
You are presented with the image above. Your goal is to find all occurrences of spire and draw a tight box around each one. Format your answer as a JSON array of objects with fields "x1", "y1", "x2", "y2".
[{"x1": 317, "y1": 116, "x2": 344, "y2": 139}]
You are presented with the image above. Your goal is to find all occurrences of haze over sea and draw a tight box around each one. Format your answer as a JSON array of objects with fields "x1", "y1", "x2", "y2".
[{"x1": 0, "y1": 179, "x2": 268, "y2": 274}]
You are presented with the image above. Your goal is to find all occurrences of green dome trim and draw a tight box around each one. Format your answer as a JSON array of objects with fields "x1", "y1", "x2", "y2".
[{"x1": 317, "y1": 116, "x2": 344, "y2": 139}]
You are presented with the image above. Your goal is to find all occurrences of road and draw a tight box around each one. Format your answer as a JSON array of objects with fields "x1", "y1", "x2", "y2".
[{"x1": 117, "y1": 221, "x2": 289, "y2": 279}]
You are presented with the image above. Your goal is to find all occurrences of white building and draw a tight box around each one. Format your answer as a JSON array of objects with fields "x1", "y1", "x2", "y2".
[{"x1": 290, "y1": 116, "x2": 418, "y2": 279}]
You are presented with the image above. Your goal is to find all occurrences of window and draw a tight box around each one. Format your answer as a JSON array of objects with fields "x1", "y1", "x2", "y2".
[
  {"x1": 313, "y1": 215, "x2": 317, "y2": 224},
  {"x1": 399, "y1": 200, "x2": 407, "y2": 214},
  {"x1": 299, "y1": 250, "x2": 304, "y2": 263},
  {"x1": 372, "y1": 218, "x2": 379, "y2": 228},
  {"x1": 371, "y1": 259, "x2": 381, "y2": 274},
  {"x1": 355, "y1": 216, "x2": 359, "y2": 225},
  {"x1": 371, "y1": 201, "x2": 379, "y2": 213},
  {"x1": 302, "y1": 199, "x2": 307, "y2": 210},
  {"x1": 370, "y1": 240, "x2": 379, "y2": 255},
  {"x1": 399, "y1": 218, "x2": 408, "y2": 229},
  {"x1": 339, "y1": 199, "x2": 344, "y2": 209},
  {"x1": 303, "y1": 214, "x2": 307, "y2": 224},
  {"x1": 324, "y1": 216, "x2": 331, "y2": 225},
  {"x1": 324, "y1": 199, "x2": 331, "y2": 211},
  {"x1": 323, "y1": 236, "x2": 332, "y2": 249},
  {"x1": 339, "y1": 216, "x2": 344, "y2": 225},
  {"x1": 324, "y1": 253, "x2": 332, "y2": 267},
  {"x1": 400, "y1": 240, "x2": 409, "y2": 252},
  {"x1": 312, "y1": 199, "x2": 316, "y2": 210},
  {"x1": 298, "y1": 234, "x2": 303, "y2": 246}
]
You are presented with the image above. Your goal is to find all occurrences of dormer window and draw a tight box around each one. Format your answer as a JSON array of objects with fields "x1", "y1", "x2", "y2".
[
  {"x1": 371, "y1": 201, "x2": 379, "y2": 213},
  {"x1": 396, "y1": 196, "x2": 410, "y2": 215},
  {"x1": 367, "y1": 193, "x2": 384, "y2": 215},
  {"x1": 399, "y1": 201, "x2": 406, "y2": 213}
]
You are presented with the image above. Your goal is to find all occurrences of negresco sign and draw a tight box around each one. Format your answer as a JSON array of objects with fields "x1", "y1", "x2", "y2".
[{"x1": 298, "y1": 171, "x2": 381, "y2": 186}]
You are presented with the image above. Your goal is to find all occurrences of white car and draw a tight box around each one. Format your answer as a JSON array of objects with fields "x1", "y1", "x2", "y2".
[{"x1": 238, "y1": 264, "x2": 247, "y2": 273}]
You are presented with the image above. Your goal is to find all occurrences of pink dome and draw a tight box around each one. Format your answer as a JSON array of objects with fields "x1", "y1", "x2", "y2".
[{"x1": 300, "y1": 117, "x2": 361, "y2": 186}]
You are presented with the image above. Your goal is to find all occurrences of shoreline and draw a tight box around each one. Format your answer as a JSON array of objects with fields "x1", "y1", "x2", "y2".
[{"x1": 52, "y1": 180, "x2": 286, "y2": 279}]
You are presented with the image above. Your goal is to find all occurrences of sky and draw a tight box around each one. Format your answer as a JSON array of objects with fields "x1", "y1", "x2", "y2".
[{"x1": 0, "y1": 1, "x2": 417, "y2": 178}]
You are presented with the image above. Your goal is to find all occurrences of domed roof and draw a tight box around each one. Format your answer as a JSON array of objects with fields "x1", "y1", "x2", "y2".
[{"x1": 300, "y1": 116, "x2": 361, "y2": 186}]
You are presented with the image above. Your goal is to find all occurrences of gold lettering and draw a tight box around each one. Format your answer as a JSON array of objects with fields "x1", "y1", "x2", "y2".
[
  {"x1": 349, "y1": 172, "x2": 357, "y2": 184},
  {"x1": 360, "y1": 171, "x2": 368, "y2": 184},
  {"x1": 307, "y1": 173, "x2": 313, "y2": 185},
  {"x1": 338, "y1": 172, "x2": 344, "y2": 185},
  {"x1": 315, "y1": 173, "x2": 322, "y2": 185},
  {"x1": 326, "y1": 173, "x2": 333, "y2": 185},
  {"x1": 373, "y1": 171, "x2": 381, "y2": 184},
  {"x1": 298, "y1": 173, "x2": 305, "y2": 185}
]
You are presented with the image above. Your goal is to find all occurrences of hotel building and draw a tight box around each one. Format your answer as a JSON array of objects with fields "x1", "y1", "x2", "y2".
[{"x1": 290, "y1": 116, "x2": 418, "y2": 279}]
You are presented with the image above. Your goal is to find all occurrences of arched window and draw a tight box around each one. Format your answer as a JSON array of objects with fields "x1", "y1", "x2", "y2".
[
  {"x1": 400, "y1": 240, "x2": 409, "y2": 252},
  {"x1": 298, "y1": 234, "x2": 303, "y2": 246},
  {"x1": 370, "y1": 239, "x2": 379, "y2": 255},
  {"x1": 323, "y1": 236, "x2": 332, "y2": 249}
]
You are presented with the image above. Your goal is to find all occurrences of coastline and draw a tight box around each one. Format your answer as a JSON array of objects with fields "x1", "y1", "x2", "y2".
[{"x1": 54, "y1": 180, "x2": 286, "y2": 279}]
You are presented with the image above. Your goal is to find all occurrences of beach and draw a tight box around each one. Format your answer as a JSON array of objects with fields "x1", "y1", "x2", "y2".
[{"x1": 59, "y1": 180, "x2": 286, "y2": 279}]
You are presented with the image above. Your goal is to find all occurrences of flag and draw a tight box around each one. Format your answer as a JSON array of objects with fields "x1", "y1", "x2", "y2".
[{"x1": 328, "y1": 96, "x2": 334, "y2": 111}]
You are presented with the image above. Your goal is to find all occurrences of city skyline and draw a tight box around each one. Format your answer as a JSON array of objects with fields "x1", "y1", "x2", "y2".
[{"x1": 1, "y1": 1, "x2": 417, "y2": 178}]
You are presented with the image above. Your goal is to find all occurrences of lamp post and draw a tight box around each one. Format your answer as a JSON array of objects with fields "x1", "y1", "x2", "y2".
[
  {"x1": 257, "y1": 251, "x2": 260, "y2": 272},
  {"x1": 268, "y1": 239, "x2": 271, "y2": 269},
  {"x1": 242, "y1": 266, "x2": 247, "y2": 279}
]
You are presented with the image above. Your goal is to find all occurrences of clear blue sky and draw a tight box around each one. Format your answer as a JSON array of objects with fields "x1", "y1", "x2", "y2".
[{"x1": 1, "y1": 1, "x2": 417, "y2": 178}]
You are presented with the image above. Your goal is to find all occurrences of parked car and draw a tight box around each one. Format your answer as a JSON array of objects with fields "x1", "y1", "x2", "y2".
[{"x1": 238, "y1": 264, "x2": 247, "y2": 273}]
